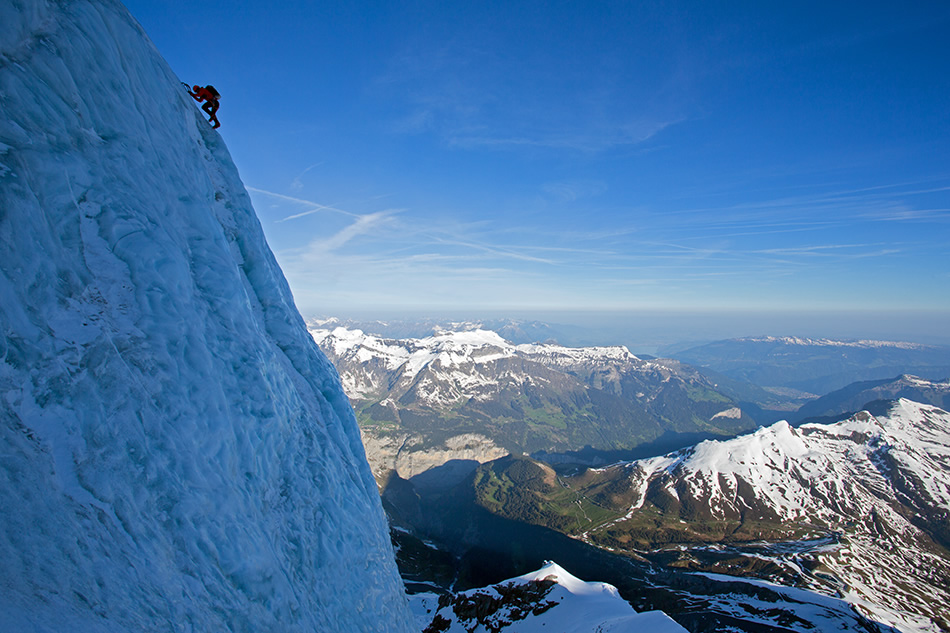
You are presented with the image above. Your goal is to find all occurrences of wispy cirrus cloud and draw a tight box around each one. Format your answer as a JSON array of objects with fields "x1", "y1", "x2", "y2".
[
  {"x1": 643, "y1": 178, "x2": 950, "y2": 239},
  {"x1": 427, "y1": 236, "x2": 557, "y2": 265},
  {"x1": 289, "y1": 163, "x2": 323, "y2": 191},
  {"x1": 299, "y1": 209, "x2": 403, "y2": 258},
  {"x1": 447, "y1": 117, "x2": 683, "y2": 153},
  {"x1": 860, "y1": 206, "x2": 950, "y2": 222},
  {"x1": 246, "y1": 187, "x2": 355, "y2": 221}
]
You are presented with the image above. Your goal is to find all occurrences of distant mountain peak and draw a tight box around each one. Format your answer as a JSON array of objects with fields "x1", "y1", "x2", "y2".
[
  {"x1": 738, "y1": 335, "x2": 930, "y2": 349},
  {"x1": 897, "y1": 373, "x2": 950, "y2": 386}
]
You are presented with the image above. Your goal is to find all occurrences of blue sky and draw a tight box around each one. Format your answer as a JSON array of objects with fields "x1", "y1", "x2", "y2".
[{"x1": 125, "y1": 0, "x2": 949, "y2": 338}]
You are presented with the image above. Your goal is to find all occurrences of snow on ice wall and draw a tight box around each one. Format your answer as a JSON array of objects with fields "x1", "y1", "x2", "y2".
[{"x1": 0, "y1": 1, "x2": 414, "y2": 631}]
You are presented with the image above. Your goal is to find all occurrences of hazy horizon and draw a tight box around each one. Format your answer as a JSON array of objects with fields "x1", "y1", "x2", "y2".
[{"x1": 304, "y1": 308, "x2": 950, "y2": 354}]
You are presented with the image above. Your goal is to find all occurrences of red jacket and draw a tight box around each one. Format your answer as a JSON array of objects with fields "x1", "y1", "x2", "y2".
[{"x1": 191, "y1": 86, "x2": 218, "y2": 103}]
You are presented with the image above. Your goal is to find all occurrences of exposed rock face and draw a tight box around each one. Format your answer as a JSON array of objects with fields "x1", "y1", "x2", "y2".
[{"x1": 362, "y1": 429, "x2": 508, "y2": 485}]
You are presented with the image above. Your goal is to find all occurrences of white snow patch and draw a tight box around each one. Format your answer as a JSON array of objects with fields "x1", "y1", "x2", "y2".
[{"x1": 411, "y1": 561, "x2": 688, "y2": 633}]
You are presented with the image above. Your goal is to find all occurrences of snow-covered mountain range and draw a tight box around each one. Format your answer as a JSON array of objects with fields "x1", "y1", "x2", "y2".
[
  {"x1": 310, "y1": 323, "x2": 757, "y2": 482},
  {"x1": 732, "y1": 336, "x2": 932, "y2": 350},
  {"x1": 0, "y1": 1, "x2": 412, "y2": 631},
  {"x1": 312, "y1": 324, "x2": 638, "y2": 403},
  {"x1": 546, "y1": 398, "x2": 950, "y2": 632}
]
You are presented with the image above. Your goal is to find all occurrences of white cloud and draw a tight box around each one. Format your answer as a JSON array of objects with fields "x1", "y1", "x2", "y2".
[
  {"x1": 289, "y1": 163, "x2": 323, "y2": 191},
  {"x1": 301, "y1": 209, "x2": 402, "y2": 258},
  {"x1": 246, "y1": 187, "x2": 355, "y2": 220}
]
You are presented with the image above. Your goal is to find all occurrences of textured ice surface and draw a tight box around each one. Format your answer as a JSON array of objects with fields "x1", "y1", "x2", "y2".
[{"x1": 0, "y1": 1, "x2": 412, "y2": 631}]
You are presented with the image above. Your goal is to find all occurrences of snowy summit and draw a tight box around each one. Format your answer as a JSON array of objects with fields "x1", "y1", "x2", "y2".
[{"x1": 411, "y1": 561, "x2": 687, "y2": 633}]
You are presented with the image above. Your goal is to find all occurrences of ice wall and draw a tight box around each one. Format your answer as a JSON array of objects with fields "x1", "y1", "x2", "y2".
[{"x1": 0, "y1": 1, "x2": 413, "y2": 631}]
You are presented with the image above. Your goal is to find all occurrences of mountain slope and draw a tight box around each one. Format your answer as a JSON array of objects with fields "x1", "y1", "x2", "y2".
[
  {"x1": 385, "y1": 456, "x2": 902, "y2": 632},
  {"x1": 0, "y1": 1, "x2": 412, "y2": 631},
  {"x1": 794, "y1": 374, "x2": 950, "y2": 422},
  {"x1": 516, "y1": 399, "x2": 950, "y2": 633}
]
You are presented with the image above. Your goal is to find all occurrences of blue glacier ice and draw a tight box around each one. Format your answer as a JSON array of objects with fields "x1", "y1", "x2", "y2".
[{"x1": 0, "y1": 1, "x2": 413, "y2": 631}]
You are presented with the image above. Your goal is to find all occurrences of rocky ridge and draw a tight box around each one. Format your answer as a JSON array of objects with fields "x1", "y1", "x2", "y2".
[{"x1": 795, "y1": 374, "x2": 950, "y2": 422}]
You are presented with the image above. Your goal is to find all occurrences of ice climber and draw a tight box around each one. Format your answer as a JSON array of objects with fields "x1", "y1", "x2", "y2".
[{"x1": 188, "y1": 84, "x2": 221, "y2": 129}]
